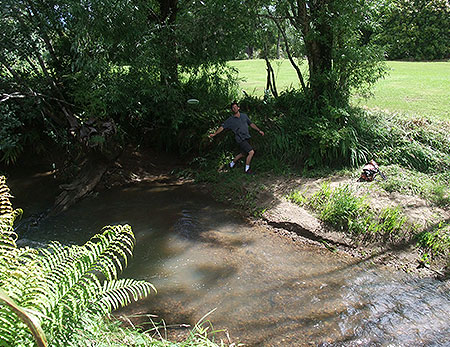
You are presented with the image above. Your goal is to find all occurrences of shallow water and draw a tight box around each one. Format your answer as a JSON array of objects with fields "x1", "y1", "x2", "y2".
[{"x1": 10, "y1": 174, "x2": 450, "y2": 346}]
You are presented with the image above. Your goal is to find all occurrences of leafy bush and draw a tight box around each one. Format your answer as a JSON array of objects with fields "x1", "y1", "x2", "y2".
[
  {"x1": 235, "y1": 92, "x2": 375, "y2": 169},
  {"x1": 0, "y1": 103, "x2": 46, "y2": 165}
]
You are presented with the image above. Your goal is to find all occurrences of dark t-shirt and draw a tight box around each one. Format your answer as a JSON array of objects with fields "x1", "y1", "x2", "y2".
[{"x1": 222, "y1": 113, "x2": 252, "y2": 143}]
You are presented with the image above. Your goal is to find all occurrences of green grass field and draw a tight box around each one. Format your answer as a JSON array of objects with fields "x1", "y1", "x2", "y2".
[{"x1": 228, "y1": 59, "x2": 450, "y2": 120}]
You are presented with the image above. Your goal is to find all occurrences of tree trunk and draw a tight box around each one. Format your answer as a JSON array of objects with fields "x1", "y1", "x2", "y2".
[
  {"x1": 290, "y1": 0, "x2": 334, "y2": 104},
  {"x1": 265, "y1": 57, "x2": 278, "y2": 97},
  {"x1": 247, "y1": 46, "x2": 254, "y2": 59},
  {"x1": 49, "y1": 154, "x2": 110, "y2": 216},
  {"x1": 307, "y1": 1, "x2": 333, "y2": 102},
  {"x1": 271, "y1": 14, "x2": 306, "y2": 92},
  {"x1": 276, "y1": 33, "x2": 281, "y2": 59}
]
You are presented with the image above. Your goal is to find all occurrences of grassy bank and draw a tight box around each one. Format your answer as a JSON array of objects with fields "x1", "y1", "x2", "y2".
[
  {"x1": 288, "y1": 182, "x2": 449, "y2": 266},
  {"x1": 228, "y1": 59, "x2": 450, "y2": 120}
]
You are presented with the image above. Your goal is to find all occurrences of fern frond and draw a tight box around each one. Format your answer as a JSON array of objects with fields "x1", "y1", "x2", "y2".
[
  {"x1": 96, "y1": 278, "x2": 156, "y2": 314},
  {"x1": 86, "y1": 225, "x2": 135, "y2": 281},
  {"x1": 0, "y1": 209, "x2": 23, "y2": 249},
  {"x1": 1, "y1": 176, "x2": 158, "y2": 346},
  {"x1": 0, "y1": 177, "x2": 13, "y2": 216},
  {"x1": 40, "y1": 224, "x2": 138, "y2": 330}
]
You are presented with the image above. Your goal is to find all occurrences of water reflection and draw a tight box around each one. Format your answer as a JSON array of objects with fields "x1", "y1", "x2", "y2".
[{"x1": 11, "y1": 179, "x2": 450, "y2": 346}]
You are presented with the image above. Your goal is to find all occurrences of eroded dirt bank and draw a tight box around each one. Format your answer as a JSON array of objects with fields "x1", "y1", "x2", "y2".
[{"x1": 100, "y1": 147, "x2": 449, "y2": 280}]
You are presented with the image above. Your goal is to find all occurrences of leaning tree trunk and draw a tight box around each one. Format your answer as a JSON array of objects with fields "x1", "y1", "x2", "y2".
[
  {"x1": 264, "y1": 56, "x2": 278, "y2": 98},
  {"x1": 48, "y1": 119, "x2": 121, "y2": 216},
  {"x1": 49, "y1": 153, "x2": 110, "y2": 216}
]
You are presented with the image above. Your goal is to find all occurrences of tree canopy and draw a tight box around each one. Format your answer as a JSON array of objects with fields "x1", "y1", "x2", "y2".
[{"x1": 1, "y1": 0, "x2": 441, "y2": 167}]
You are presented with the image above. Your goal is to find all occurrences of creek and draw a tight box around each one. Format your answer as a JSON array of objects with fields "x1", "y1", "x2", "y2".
[{"x1": 8, "y1": 171, "x2": 450, "y2": 346}]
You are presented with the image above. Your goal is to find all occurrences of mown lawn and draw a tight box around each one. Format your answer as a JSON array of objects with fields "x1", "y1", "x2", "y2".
[{"x1": 228, "y1": 59, "x2": 450, "y2": 120}]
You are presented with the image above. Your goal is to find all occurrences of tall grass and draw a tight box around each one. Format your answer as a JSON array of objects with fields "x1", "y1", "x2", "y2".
[
  {"x1": 378, "y1": 165, "x2": 450, "y2": 207},
  {"x1": 308, "y1": 183, "x2": 370, "y2": 235},
  {"x1": 415, "y1": 221, "x2": 450, "y2": 259}
]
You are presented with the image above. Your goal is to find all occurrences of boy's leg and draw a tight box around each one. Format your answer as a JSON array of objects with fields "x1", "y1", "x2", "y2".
[
  {"x1": 245, "y1": 150, "x2": 254, "y2": 172},
  {"x1": 246, "y1": 150, "x2": 254, "y2": 166},
  {"x1": 230, "y1": 153, "x2": 244, "y2": 167},
  {"x1": 238, "y1": 140, "x2": 255, "y2": 172},
  {"x1": 233, "y1": 153, "x2": 244, "y2": 163}
]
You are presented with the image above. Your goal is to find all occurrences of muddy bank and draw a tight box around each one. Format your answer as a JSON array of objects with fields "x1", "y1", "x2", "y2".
[{"x1": 255, "y1": 175, "x2": 449, "y2": 279}]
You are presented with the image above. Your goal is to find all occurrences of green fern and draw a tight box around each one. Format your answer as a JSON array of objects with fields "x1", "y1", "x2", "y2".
[{"x1": 0, "y1": 176, "x2": 156, "y2": 346}]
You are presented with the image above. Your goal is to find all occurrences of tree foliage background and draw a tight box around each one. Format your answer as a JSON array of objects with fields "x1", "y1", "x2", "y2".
[
  {"x1": 372, "y1": 0, "x2": 450, "y2": 61},
  {"x1": 0, "y1": 0, "x2": 445, "y2": 168}
]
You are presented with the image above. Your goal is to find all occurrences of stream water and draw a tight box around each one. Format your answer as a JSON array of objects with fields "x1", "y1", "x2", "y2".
[{"x1": 8, "y1": 172, "x2": 450, "y2": 346}]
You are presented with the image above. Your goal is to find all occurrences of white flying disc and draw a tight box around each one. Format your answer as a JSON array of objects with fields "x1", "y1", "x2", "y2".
[{"x1": 187, "y1": 98, "x2": 199, "y2": 105}]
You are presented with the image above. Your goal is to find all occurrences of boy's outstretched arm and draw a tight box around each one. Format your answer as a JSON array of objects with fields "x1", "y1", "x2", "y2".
[
  {"x1": 250, "y1": 123, "x2": 264, "y2": 136},
  {"x1": 209, "y1": 126, "x2": 224, "y2": 138}
]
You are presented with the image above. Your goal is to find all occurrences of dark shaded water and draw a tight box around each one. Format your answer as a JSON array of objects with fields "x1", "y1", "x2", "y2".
[{"x1": 8, "y1": 172, "x2": 450, "y2": 346}]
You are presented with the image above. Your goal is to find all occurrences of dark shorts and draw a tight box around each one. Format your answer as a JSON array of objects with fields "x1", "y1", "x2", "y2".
[{"x1": 238, "y1": 140, "x2": 253, "y2": 154}]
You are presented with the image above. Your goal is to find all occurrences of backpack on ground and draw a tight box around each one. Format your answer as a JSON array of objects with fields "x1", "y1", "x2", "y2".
[{"x1": 357, "y1": 159, "x2": 386, "y2": 182}]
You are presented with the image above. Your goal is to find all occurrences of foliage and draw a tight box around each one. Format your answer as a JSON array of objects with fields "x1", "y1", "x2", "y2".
[
  {"x1": 289, "y1": 182, "x2": 417, "y2": 242},
  {"x1": 0, "y1": 176, "x2": 157, "y2": 346},
  {"x1": 308, "y1": 182, "x2": 370, "y2": 234},
  {"x1": 265, "y1": 0, "x2": 387, "y2": 104},
  {"x1": 0, "y1": 104, "x2": 25, "y2": 164},
  {"x1": 236, "y1": 91, "x2": 374, "y2": 168},
  {"x1": 72, "y1": 311, "x2": 227, "y2": 347},
  {"x1": 0, "y1": 0, "x2": 251, "y2": 165},
  {"x1": 415, "y1": 221, "x2": 450, "y2": 257},
  {"x1": 358, "y1": 111, "x2": 450, "y2": 174},
  {"x1": 287, "y1": 189, "x2": 308, "y2": 206},
  {"x1": 372, "y1": 0, "x2": 450, "y2": 60}
]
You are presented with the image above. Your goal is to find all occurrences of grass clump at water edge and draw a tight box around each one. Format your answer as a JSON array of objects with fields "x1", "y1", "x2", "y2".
[
  {"x1": 288, "y1": 182, "x2": 420, "y2": 244},
  {"x1": 415, "y1": 221, "x2": 450, "y2": 265}
]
